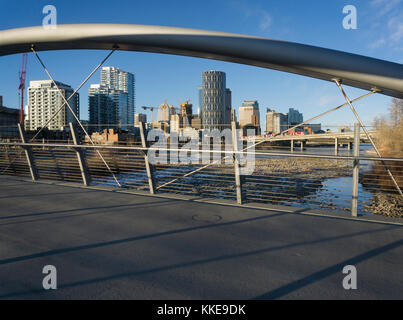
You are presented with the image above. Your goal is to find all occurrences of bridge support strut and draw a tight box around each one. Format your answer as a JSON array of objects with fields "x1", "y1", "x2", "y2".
[
  {"x1": 139, "y1": 122, "x2": 156, "y2": 194},
  {"x1": 334, "y1": 79, "x2": 403, "y2": 197},
  {"x1": 31, "y1": 46, "x2": 122, "y2": 187},
  {"x1": 18, "y1": 123, "x2": 38, "y2": 181},
  {"x1": 232, "y1": 122, "x2": 245, "y2": 204},
  {"x1": 70, "y1": 123, "x2": 90, "y2": 186}
]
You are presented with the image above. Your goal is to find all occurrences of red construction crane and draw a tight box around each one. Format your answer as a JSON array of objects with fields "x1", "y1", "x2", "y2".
[{"x1": 18, "y1": 53, "x2": 28, "y2": 124}]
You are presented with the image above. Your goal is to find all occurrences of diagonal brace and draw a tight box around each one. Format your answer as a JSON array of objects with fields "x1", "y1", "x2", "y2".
[
  {"x1": 31, "y1": 46, "x2": 122, "y2": 187},
  {"x1": 334, "y1": 79, "x2": 402, "y2": 197}
]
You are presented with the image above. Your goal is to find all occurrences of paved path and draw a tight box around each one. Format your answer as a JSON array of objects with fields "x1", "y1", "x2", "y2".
[{"x1": 0, "y1": 175, "x2": 402, "y2": 299}]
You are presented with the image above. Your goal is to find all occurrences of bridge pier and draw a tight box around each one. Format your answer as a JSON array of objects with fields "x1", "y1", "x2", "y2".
[
  {"x1": 334, "y1": 138, "x2": 339, "y2": 155},
  {"x1": 291, "y1": 140, "x2": 294, "y2": 152},
  {"x1": 300, "y1": 141, "x2": 305, "y2": 151}
]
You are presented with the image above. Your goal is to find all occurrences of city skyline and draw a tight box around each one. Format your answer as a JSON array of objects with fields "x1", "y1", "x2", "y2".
[
  {"x1": 0, "y1": 0, "x2": 402, "y2": 130},
  {"x1": 10, "y1": 67, "x2": 314, "y2": 134}
]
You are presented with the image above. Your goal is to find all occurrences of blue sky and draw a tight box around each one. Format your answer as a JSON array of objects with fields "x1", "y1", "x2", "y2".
[{"x1": 0, "y1": 0, "x2": 402, "y2": 129}]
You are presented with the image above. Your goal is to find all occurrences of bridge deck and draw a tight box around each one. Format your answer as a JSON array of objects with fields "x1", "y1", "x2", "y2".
[{"x1": 0, "y1": 175, "x2": 402, "y2": 299}]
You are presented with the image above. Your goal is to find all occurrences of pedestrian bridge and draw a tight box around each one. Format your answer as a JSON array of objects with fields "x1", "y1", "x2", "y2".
[
  {"x1": 0, "y1": 175, "x2": 402, "y2": 299},
  {"x1": 0, "y1": 24, "x2": 402, "y2": 98}
]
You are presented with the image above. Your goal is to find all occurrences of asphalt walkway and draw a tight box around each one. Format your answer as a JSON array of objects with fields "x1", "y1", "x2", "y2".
[{"x1": 0, "y1": 175, "x2": 402, "y2": 299}]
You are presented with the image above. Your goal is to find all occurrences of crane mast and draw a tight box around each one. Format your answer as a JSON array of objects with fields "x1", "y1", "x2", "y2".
[{"x1": 18, "y1": 53, "x2": 28, "y2": 124}]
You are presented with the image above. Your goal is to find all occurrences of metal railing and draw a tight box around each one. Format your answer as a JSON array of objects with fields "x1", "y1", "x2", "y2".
[{"x1": 0, "y1": 123, "x2": 402, "y2": 218}]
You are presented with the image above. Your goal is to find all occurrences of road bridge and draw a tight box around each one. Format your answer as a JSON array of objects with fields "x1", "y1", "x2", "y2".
[{"x1": 253, "y1": 131, "x2": 377, "y2": 152}]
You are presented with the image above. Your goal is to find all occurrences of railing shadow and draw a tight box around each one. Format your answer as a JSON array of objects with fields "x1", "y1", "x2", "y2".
[{"x1": 0, "y1": 220, "x2": 398, "y2": 299}]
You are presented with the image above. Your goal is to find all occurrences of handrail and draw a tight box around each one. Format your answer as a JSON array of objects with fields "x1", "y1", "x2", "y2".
[{"x1": 0, "y1": 141, "x2": 402, "y2": 162}]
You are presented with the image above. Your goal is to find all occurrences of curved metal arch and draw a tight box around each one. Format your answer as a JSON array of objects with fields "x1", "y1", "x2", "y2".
[{"x1": 0, "y1": 24, "x2": 402, "y2": 98}]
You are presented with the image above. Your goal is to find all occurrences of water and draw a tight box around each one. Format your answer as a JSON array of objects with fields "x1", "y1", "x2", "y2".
[
  {"x1": 93, "y1": 144, "x2": 378, "y2": 215},
  {"x1": 286, "y1": 144, "x2": 375, "y2": 213}
]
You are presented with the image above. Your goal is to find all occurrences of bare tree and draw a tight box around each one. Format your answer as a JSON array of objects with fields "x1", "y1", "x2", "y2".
[{"x1": 373, "y1": 98, "x2": 403, "y2": 157}]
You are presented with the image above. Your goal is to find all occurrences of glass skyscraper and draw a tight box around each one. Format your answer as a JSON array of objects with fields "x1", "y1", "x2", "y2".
[
  {"x1": 201, "y1": 71, "x2": 227, "y2": 130},
  {"x1": 89, "y1": 67, "x2": 135, "y2": 131}
]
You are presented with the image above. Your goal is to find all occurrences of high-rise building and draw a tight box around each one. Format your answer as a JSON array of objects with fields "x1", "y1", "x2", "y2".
[
  {"x1": 201, "y1": 71, "x2": 226, "y2": 129},
  {"x1": 134, "y1": 113, "x2": 147, "y2": 127},
  {"x1": 170, "y1": 113, "x2": 182, "y2": 134},
  {"x1": 101, "y1": 67, "x2": 134, "y2": 124},
  {"x1": 26, "y1": 80, "x2": 79, "y2": 131},
  {"x1": 198, "y1": 85, "x2": 203, "y2": 118},
  {"x1": 288, "y1": 108, "x2": 303, "y2": 125},
  {"x1": 225, "y1": 88, "x2": 232, "y2": 126},
  {"x1": 0, "y1": 96, "x2": 20, "y2": 138},
  {"x1": 101, "y1": 67, "x2": 135, "y2": 115},
  {"x1": 89, "y1": 67, "x2": 135, "y2": 131},
  {"x1": 88, "y1": 84, "x2": 129, "y2": 131},
  {"x1": 157, "y1": 100, "x2": 174, "y2": 123},
  {"x1": 239, "y1": 100, "x2": 260, "y2": 128},
  {"x1": 180, "y1": 101, "x2": 193, "y2": 127},
  {"x1": 266, "y1": 109, "x2": 288, "y2": 134}
]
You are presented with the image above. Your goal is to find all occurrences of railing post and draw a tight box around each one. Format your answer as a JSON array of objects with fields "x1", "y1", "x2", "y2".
[
  {"x1": 69, "y1": 122, "x2": 90, "y2": 186},
  {"x1": 139, "y1": 121, "x2": 156, "y2": 194},
  {"x1": 232, "y1": 121, "x2": 244, "y2": 204},
  {"x1": 351, "y1": 123, "x2": 360, "y2": 217},
  {"x1": 17, "y1": 123, "x2": 38, "y2": 181},
  {"x1": 291, "y1": 139, "x2": 294, "y2": 152}
]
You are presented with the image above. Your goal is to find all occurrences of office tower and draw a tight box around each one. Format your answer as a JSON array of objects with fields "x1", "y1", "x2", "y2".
[
  {"x1": 198, "y1": 85, "x2": 203, "y2": 118},
  {"x1": 225, "y1": 88, "x2": 232, "y2": 126},
  {"x1": 88, "y1": 84, "x2": 129, "y2": 131},
  {"x1": 266, "y1": 109, "x2": 288, "y2": 134},
  {"x1": 134, "y1": 113, "x2": 147, "y2": 127},
  {"x1": 170, "y1": 113, "x2": 181, "y2": 134},
  {"x1": 100, "y1": 67, "x2": 135, "y2": 126},
  {"x1": 191, "y1": 117, "x2": 202, "y2": 130},
  {"x1": 26, "y1": 80, "x2": 79, "y2": 131},
  {"x1": 201, "y1": 71, "x2": 226, "y2": 129},
  {"x1": 157, "y1": 100, "x2": 174, "y2": 122},
  {"x1": 89, "y1": 67, "x2": 135, "y2": 131},
  {"x1": 288, "y1": 108, "x2": 303, "y2": 125},
  {"x1": 238, "y1": 100, "x2": 260, "y2": 128},
  {"x1": 0, "y1": 96, "x2": 20, "y2": 138},
  {"x1": 180, "y1": 101, "x2": 193, "y2": 127}
]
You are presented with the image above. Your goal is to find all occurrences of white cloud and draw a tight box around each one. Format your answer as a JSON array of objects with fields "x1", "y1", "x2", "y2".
[
  {"x1": 318, "y1": 95, "x2": 340, "y2": 108},
  {"x1": 388, "y1": 15, "x2": 403, "y2": 42},
  {"x1": 370, "y1": 0, "x2": 402, "y2": 16},
  {"x1": 367, "y1": 0, "x2": 403, "y2": 50},
  {"x1": 369, "y1": 38, "x2": 386, "y2": 49},
  {"x1": 230, "y1": 0, "x2": 273, "y2": 32},
  {"x1": 258, "y1": 10, "x2": 272, "y2": 31}
]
